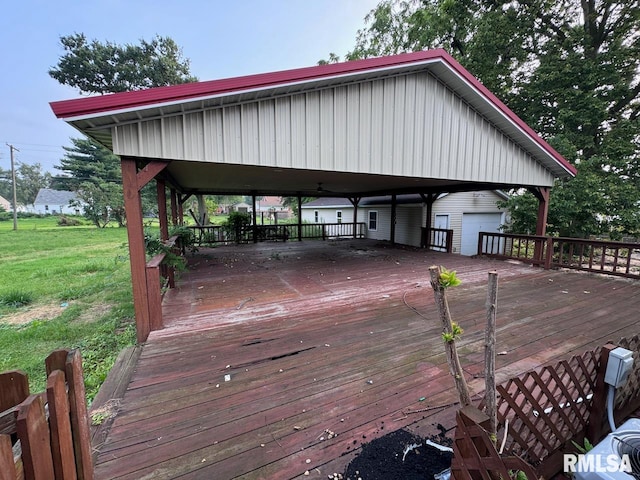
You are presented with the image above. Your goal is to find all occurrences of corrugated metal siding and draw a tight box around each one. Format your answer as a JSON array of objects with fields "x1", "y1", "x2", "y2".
[
  {"x1": 431, "y1": 191, "x2": 505, "y2": 253},
  {"x1": 112, "y1": 72, "x2": 555, "y2": 186}
]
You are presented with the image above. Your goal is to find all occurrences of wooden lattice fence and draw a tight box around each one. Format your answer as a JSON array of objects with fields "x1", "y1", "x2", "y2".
[
  {"x1": 493, "y1": 348, "x2": 601, "y2": 477},
  {"x1": 465, "y1": 336, "x2": 640, "y2": 480}
]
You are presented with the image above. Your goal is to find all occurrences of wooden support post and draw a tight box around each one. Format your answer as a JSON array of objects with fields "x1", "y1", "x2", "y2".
[
  {"x1": 390, "y1": 194, "x2": 397, "y2": 245},
  {"x1": 170, "y1": 188, "x2": 178, "y2": 226},
  {"x1": 252, "y1": 195, "x2": 257, "y2": 243},
  {"x1": 587, "y1": 344, "x2": 616, "y2": 443},
  {"x1": 121, "y1": 157, "x2": 151, "y2": 343},
  {"x1": 530, "y1": 186, "x2": 550, "y2": 264},
  {"x1": 297, "y1": 195, "x2": 302, "y2": 241},
  {"x1": 157, "y1": 179, "x2": 168, "y2": 241},
  {"x1": 484, "y1": 271, "x2": 498, "y2": 441},
  {"x1": 349, "y1": 197, "x2": 361, "y2": 239},
  {"x1": 535, "y1": 187, "x2": 550, "y2": 236}
]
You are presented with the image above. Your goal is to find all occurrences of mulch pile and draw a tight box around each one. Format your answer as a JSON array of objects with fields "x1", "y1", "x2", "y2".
[{"x1": 344, "y1": 427, "x2": 453, "y2": 480}]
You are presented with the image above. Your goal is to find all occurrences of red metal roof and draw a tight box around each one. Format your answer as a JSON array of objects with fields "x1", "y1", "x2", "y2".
[{"x1": 49, "y1": 49, "x2": 576, "y2": 176}]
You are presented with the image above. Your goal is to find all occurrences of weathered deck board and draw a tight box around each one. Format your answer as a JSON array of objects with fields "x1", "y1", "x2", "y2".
[{"x1": 94, "y1": 240, "x2": 640, "y2": 479}]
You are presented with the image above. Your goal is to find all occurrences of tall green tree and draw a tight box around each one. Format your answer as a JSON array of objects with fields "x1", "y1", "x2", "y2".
[
  {"x1": 50, "y1": 34, "x2": 198, "y2": 226},
  {"x1": 348, "y1": 0, "x2": 640, "y2": 238},
  {"x1": 49, "y1": 33, "x2": 197, "y2": 94}
]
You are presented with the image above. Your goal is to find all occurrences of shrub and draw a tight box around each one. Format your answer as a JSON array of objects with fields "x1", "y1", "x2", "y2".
[{"x1": 58, "y1": 215, "x2": 82, "y2": 227}]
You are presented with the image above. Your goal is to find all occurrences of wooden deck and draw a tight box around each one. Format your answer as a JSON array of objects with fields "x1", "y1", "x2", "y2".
[{"x1": 93, "y1": 239, "x2": 640, "y2": 479}]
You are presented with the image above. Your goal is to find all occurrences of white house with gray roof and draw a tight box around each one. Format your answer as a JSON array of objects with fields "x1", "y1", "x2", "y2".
[{"x1": 30, "y1": 188, "x2": 83, "y2": 215}]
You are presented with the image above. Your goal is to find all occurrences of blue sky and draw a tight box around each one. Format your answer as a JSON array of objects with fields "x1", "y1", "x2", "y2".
[{"x1": 0, "y1": 0, "x2": 379, "y2": 173}]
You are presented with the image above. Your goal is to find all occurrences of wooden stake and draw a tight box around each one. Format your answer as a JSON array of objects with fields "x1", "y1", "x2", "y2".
[
  {"x1": 484, "y1": 271, "x2": 498, "y2": 441},
  {"x1": 429, "y1": 265, "x2": 472, "y2": 407}
]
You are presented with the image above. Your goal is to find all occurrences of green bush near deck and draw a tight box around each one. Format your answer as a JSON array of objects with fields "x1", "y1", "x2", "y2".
[{"x1": 0, "y1": 218, "x2": 136, "y2": 403}]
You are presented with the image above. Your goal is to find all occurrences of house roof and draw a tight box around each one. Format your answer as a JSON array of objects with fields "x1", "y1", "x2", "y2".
[
  {"x1": 50, "y1": 50, "x2": 575, "y2": 199},
  {"x1": 302, "y1": 190, "x2": 509, "y2": 208},
  {"x1": 34, "y1": 188, "x2": 78, "y2": 205}
]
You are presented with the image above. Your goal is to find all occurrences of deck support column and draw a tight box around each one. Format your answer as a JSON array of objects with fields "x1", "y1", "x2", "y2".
[
  {"x1": 121, "y1": 157, "x2": 169, "y2": 343},
  {"x1": 170, "y1": 188, "x2": 178, "y2": 226},
  {"x1": 530, "y1": 186, "x2": 550, "y2": 266},
  {"x1": 297, "y1": 195, "x2": 302, "y2": 241},
  {"x1": 390, "y1": 194, "x2": 397, "y2": 245},
  {"x1": 421, "y1": 193, "x2": 438, "y2": 248},
  {"x1": 349, "y1": 197, "x2": 361, "y2": 239},
  {"x1": 252, "y1": 194, "x2": 258, "y2": 243},
  {"x1": 157, "y1": 179, "x2": 169, "y2": 241}
]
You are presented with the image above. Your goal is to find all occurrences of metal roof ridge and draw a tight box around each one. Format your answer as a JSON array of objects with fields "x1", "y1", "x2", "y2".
[{"x1": 49, "y1": 49, "x2": 448, "y2": 119}]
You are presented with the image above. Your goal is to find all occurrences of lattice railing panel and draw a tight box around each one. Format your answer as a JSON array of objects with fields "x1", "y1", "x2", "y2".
[{"x1": 492, "y1": 348, "x2": 600, "y2": 467}]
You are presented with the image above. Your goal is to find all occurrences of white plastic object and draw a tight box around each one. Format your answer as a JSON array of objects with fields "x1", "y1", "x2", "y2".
[{"x1": 605, "y1": 347, "x2": 634, "y2": 388}]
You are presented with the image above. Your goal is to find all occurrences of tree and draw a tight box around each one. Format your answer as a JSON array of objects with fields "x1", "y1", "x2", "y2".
[
  {"x1": 0, "y1": 163, "x2": 51, "y2": 207},
  {"x1": 49, "y1": 33, "x2": 197, "y2": 95},
  {"x1": 348, "y1": 0, "x2": 640, "y2": 238},
  {"x1": 50, "y1": 34, "x2": 198, "y2": 226},
  {"x1": 16, "y1": 163, "x2": 52, "y2": 207}
]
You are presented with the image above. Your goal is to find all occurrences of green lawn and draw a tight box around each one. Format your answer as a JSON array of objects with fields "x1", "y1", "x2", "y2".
[{"x1": 0, "y1": 216, "x2": 137, "y2": 403}]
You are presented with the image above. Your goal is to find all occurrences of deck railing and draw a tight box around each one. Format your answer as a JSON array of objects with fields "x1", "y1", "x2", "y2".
[
  {"x1": 145, "y1": 234, "x2": 180, "y2": 334},
  {"x1": 421, "y1": 227, "x2": 454, "y2": 253},
  {"x1": 478, "y1": 232, "x2": 640, "y2": 279},
  {"x1": 0, "y1": 349, "x2": 93, "y2": 480},
  {"x1": 189, "y1": 222, "x2": 366, "y2": 246}
]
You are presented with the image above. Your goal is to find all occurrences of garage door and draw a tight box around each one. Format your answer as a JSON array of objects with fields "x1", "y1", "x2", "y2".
[{"x1": 460, "y1": 213, "x2": 503, "y2": 256}]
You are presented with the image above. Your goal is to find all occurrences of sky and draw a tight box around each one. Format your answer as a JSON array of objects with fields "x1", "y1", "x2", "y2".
[{"x1": 0, "y1": 0, "x2": 379, "y2": 174}]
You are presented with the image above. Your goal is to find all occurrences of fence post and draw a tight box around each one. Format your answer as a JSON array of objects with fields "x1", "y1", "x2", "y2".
[
  {"x1": 65, "y1": 350, "x2": 94, "y2": 480},
  {"x1": 587, "y1": 344, "x2": 616, "y2": 444},
  {"x1": 47, "y1": 370, "x2": 78, "y2": 480},
  {"x1": 0, "y1": 370, "x2": 29, "y2": 412},
  {"x1": 17, "y1": 395, "x2": 55, "y2": 479},
  {"x1": 447, "y1": 230, "x2": 454, "y2": 253},
  {"x1": 545, "y1": 237, "x2": 553, "y2": 270},
  {"x1": 477, "y1": 232, "x2": 485, "y2": 256},
  {"x1": 0, "y1": 434, "x2": 16, "y2": 480}
]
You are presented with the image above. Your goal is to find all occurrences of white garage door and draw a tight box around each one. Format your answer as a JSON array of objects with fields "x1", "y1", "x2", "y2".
[{"x1": 460, "y1": 213, "x2": 503, "y2": 256}]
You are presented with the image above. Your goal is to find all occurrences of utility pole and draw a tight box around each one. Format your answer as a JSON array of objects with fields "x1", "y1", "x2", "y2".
[{"x1": 7, "y1": 143, "x2": 19, "y2": 230}]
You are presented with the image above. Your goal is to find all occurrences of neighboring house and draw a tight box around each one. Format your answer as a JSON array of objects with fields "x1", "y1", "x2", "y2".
[
  {"x1": 30, "y1": 188, "x2": 83, "y2": 215},
  {"x1": 0, "y1": 195, "x2": 10, "y2": 212},
  {"x1": 256, "y1": 196, "x2": 292, "y2": 220},
  {"x1": 301, "y1": 191, "x2": 508, "y2": 255},
  {"x1": 232, "y1": 202, "x2": 252, "y2": 214},
  {"x1": 232, "y1": 197, "x2": 293, "y2": 220}
]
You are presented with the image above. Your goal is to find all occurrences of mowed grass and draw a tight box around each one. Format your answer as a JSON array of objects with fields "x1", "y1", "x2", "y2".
[{"x1": 0, "y1": 216, "x2": 137, "y2": 403}]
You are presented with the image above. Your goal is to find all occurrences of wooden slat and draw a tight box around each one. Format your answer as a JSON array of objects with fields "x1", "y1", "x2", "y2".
[
  {"x1": 65, "y1": 350, "x2": 94, "y2": 480},
  {"x1": 0, "y1": 434, "x2": 17, "y2": 480},
  {"x1": 0, "y1": 371, "x2": 29, "y2": 412},
  {"x1": 16, "y1": 395, "x2": 54, "y2": 480},
  {"x1": 47, "y1": 370, "x2": 77, "y2": 480},
  {"x1": 45, "y1": 349, "x2": 70, "y2": 376}
]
